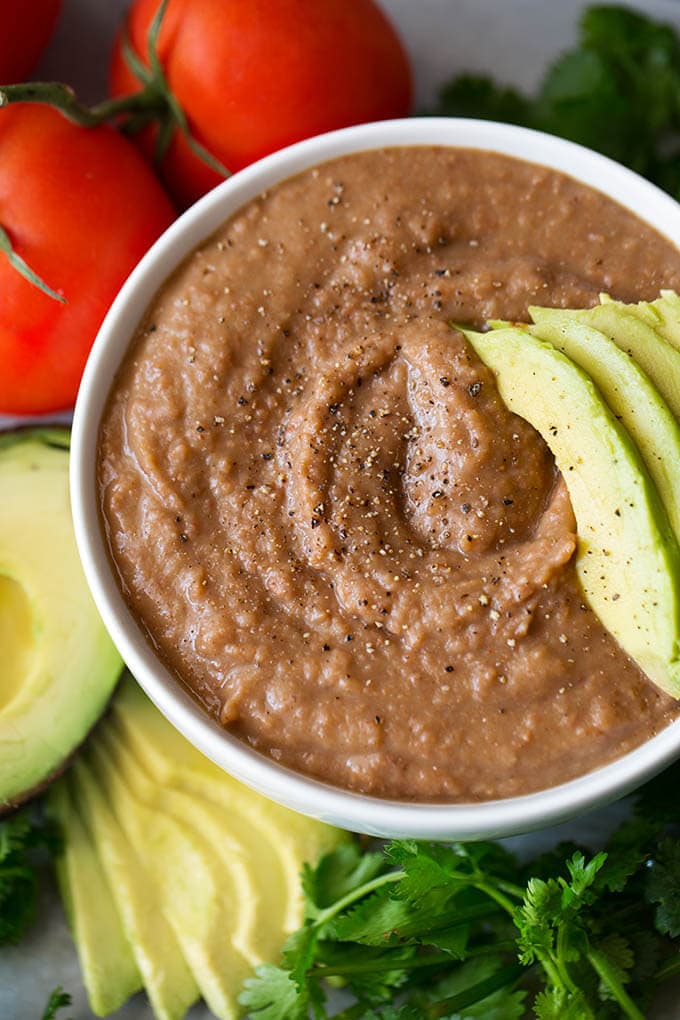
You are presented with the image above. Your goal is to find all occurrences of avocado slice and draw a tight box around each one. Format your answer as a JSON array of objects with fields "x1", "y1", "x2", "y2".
[
  {"x1": 530, "y1": 303, "x2": 680, "y2": 422},
  {"x1": 525, "y1": 311, "x2": 680, "y2": 544},
  {"x1": 109, "y1": 674, "x2": 346, "y2": 934},
  {"x1": 600, "y1": 289, "x2": 680, "y2": 354},
  {"x1": 71, "y1": 755, "x2": 199, "y2": 1020},
  {"x1": 87, "y1": 729, "x2": 254, "y2": 1020},
  {"x1": 47, "y1": 779, "x2": 142, "y2": 1016},
  {"x1": 0, "y1": 429, "x2": 122, "y2": 811},
  {"x1": 460, "y1": 325, "x2": 680, "y2": 696}
]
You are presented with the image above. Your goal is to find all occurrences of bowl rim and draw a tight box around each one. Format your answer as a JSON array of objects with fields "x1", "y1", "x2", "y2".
[{"x1": 71, "y1": 116, "x2": 680, "y2": 839}]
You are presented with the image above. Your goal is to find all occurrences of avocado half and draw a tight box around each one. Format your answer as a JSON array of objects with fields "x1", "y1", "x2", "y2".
[{"x1": 0, "y1": 428, "x2": 122, "y2": 813}]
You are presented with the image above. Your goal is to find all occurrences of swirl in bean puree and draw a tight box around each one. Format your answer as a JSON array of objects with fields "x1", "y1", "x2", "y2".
[{"x1": 99, "y1": 147, "x2": 680, "y2": 800}]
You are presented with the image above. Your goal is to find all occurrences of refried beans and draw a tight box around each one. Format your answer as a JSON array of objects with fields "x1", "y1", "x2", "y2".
[{"x1": 98, "y1": 147, "x2": 680, "y2": 801}]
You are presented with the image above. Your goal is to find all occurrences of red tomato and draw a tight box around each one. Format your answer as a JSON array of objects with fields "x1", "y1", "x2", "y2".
[
  {"x1": 0, "y1": 0, "x2": 62, "y2": 84},
  {"x1": 110, "y1": 0, "x2": 413, "y2": 207},
  {"x1": 0, "y1": 104, "x2": 175, "y2": 415}
]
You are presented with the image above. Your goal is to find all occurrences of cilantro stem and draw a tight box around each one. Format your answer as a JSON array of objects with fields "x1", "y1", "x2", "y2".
[
  {"x1": 653, "y1": 951, "x2": 680, "y2": 984},
  {"x1": 587, "y1": 948, "x2": 646, "y2": 1020},
  {"x1": 312, "y1": 940, "x2": 518, "y2": 979},
  {"x1": 426, "y1": 962, "x2": 525, "y2": 1018},
  {"x1": 474, "y1": 880, "x2": 517, "y2": 916},
  {"x1": 313, "y1": 871, "x2": 402, "y2": 929},
  {"x1": 556, "y1": 925, "x2": 581, "y2": 997}
]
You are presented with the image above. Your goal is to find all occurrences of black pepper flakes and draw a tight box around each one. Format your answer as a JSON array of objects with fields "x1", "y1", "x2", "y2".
[
  {"x1": 262, "y1": 452, "x2": 273, "y2": 461},
  {"x1": 439, "y1": 377, "x2": 450, "y2": 387},
  {"x1": 445, "y1": 665, "x2": 454, "y2": 673},
  {"x1": 468, "y1": 382, "x2": 482, "y2": 397}
]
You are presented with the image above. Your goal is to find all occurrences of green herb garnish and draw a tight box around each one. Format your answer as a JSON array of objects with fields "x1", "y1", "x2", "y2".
[
  {"x1": 240, "y1": 766, "x2": 680, "y2": 1018},
  {"x1": 40, "y1": 987, "x2": 72, "y2": 1020},
  {"x1": 431, "y1": 4, "x2": 680, "y2": 200},
  {"x1": 0, "y1": 806, "x2": 60, "y2": 946}
]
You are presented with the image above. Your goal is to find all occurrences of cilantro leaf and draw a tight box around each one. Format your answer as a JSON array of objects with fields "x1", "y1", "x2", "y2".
[
  {"x1": 591, "y1": 934, "x2": 634, "y2": 1002},
  {"x1": 0, "y1": 806, "x2": 60, "y2": 945},
  {"x1": 645, "y1": 838, "x2": 680, "y2": 936},
  {"x1": 239, "y1": 964, "x2": 312, "y2": 1020},
  {"x1": 328, "y1": 887, "x2": 415, "y2": 945},
  {"x1": 303, "y1": 842, "x2": 387, "y2": 916},
  {"x1": 40, "y1": 988, "x2": 71, "y2": 1020},
  {"x1": 240, "y1": 761, "x2": 680, "y2": 1020},
  {"x1": 433, "y1": 74, "x2": 532, "y2": 126},
  {"x1": 429, "y1": 2, "x2": 680, "y2": 199}
]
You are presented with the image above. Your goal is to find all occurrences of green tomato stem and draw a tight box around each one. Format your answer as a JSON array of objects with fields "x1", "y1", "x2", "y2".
[
  {"x1": 0, "y1": 0, "x2": 230, "y2": 184},
  {"x1": 0, "y1": 224, "x2": 66, "y2": 303}
]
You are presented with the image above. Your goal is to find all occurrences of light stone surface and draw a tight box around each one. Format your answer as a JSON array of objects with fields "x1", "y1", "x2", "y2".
[{"x1": 2, "y1": 0, "x2": 680, "y2": 1016}]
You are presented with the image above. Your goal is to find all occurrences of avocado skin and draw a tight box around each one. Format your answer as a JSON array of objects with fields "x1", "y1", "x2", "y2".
[
  {"x1": 461, "y1": 324, "x2": 680, "y2": 698},
  {"x1": 0, "y1": 429, "x2": 122, "y2": 812}
]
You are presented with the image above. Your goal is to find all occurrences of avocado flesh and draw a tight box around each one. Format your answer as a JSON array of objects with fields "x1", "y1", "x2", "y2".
[
  {"x1": 0, "y1": 431, "x2": 122, "y2": 810},
  {"x1": 109, "y1": 674, "x2": 347, "y2": 935},
  {"x1": 71, "y1": 755, "x2": 200, "y2": 1020},
  {"x1": 525, "y1": 310, "x2": 680, "y2": 544},
  {"x1": 58, "y1": 676, "x2": 346, "y2": 1017},
  {"x1": 47, "y1": 780, "x2": 142, "y2": 1016},
  {"x1": 87, "y1": 728, "x2": 255, "y2": 1020},
  {"x1": 461, "y1": 325, "x2": 680, "y2": 696},
  {"x1": 598, "y1": 291, "x2": 680, "y2": 354},
  {"x1": 531, "y1": 303, "x2": 680, "y2": 422}
]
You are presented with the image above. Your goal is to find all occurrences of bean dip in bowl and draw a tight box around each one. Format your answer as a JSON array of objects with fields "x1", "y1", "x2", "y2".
[{"x1": 72, "y1": 118, "x2": 680, "y2": 839}]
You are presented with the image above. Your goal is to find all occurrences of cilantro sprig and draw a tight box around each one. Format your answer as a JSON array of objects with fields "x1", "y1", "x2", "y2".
[
  {"x1": 241, "y1": 766, "x2": 680, "y2": 1019},
  {"x1": 40, "y1": 987, "x2": 71, "y2": 1020},
  {"x1": 0, "y1": 806, "x2": 60, "y2": 946},
  {"x1": 431, "y1": 4, "x2": 680, "y2": 200}
]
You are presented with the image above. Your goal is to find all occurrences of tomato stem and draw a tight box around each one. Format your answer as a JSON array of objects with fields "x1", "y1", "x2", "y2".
[
  {"x1": 0, "y1": 225, "x2": 66, "y2": 303},
  {"x1": 0, "y1": 82, "x2": 164, "y2": 127},
  {"x1": 0, "y1": 0, "x2": 231, "y2": 185}
]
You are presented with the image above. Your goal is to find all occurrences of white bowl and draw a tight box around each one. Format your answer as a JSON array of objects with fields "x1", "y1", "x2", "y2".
[{"x1": 71, "y1": 117, "x2": 680, "y2": 840}]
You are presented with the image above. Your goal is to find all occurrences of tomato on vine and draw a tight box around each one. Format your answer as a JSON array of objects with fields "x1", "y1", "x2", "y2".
[
  {"x1": 109, "y1": 0, "x2": 413, "y2": 206},
  {"x1": 0, "y1": 0, "x2": 62, "y2": 85}
]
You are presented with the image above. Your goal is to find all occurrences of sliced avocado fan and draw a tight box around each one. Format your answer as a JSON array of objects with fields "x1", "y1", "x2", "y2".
[
  {"x1": 526, "y1": 308, "x2": 680, "y2": 546},
  {"x1": 48, "y1": 674, "x2": 346, "y2": 1019},
  {"x1": 460, "y1": 325, "x2": 680, "y2": 698},
  {"x1": 532, "y1": 301, "x2": 680, "y2": 421},
  {"x1": 599, "y1": 290, "x2": 680, "y2": 355},
  {"x1": 0, "y1": 429, "x2": 122, "y2": 811}
]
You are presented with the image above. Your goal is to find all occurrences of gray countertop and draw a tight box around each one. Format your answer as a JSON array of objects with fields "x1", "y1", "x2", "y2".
[{"x1": 2, "y1": 1, "x2": 680, "y2": 1016}]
